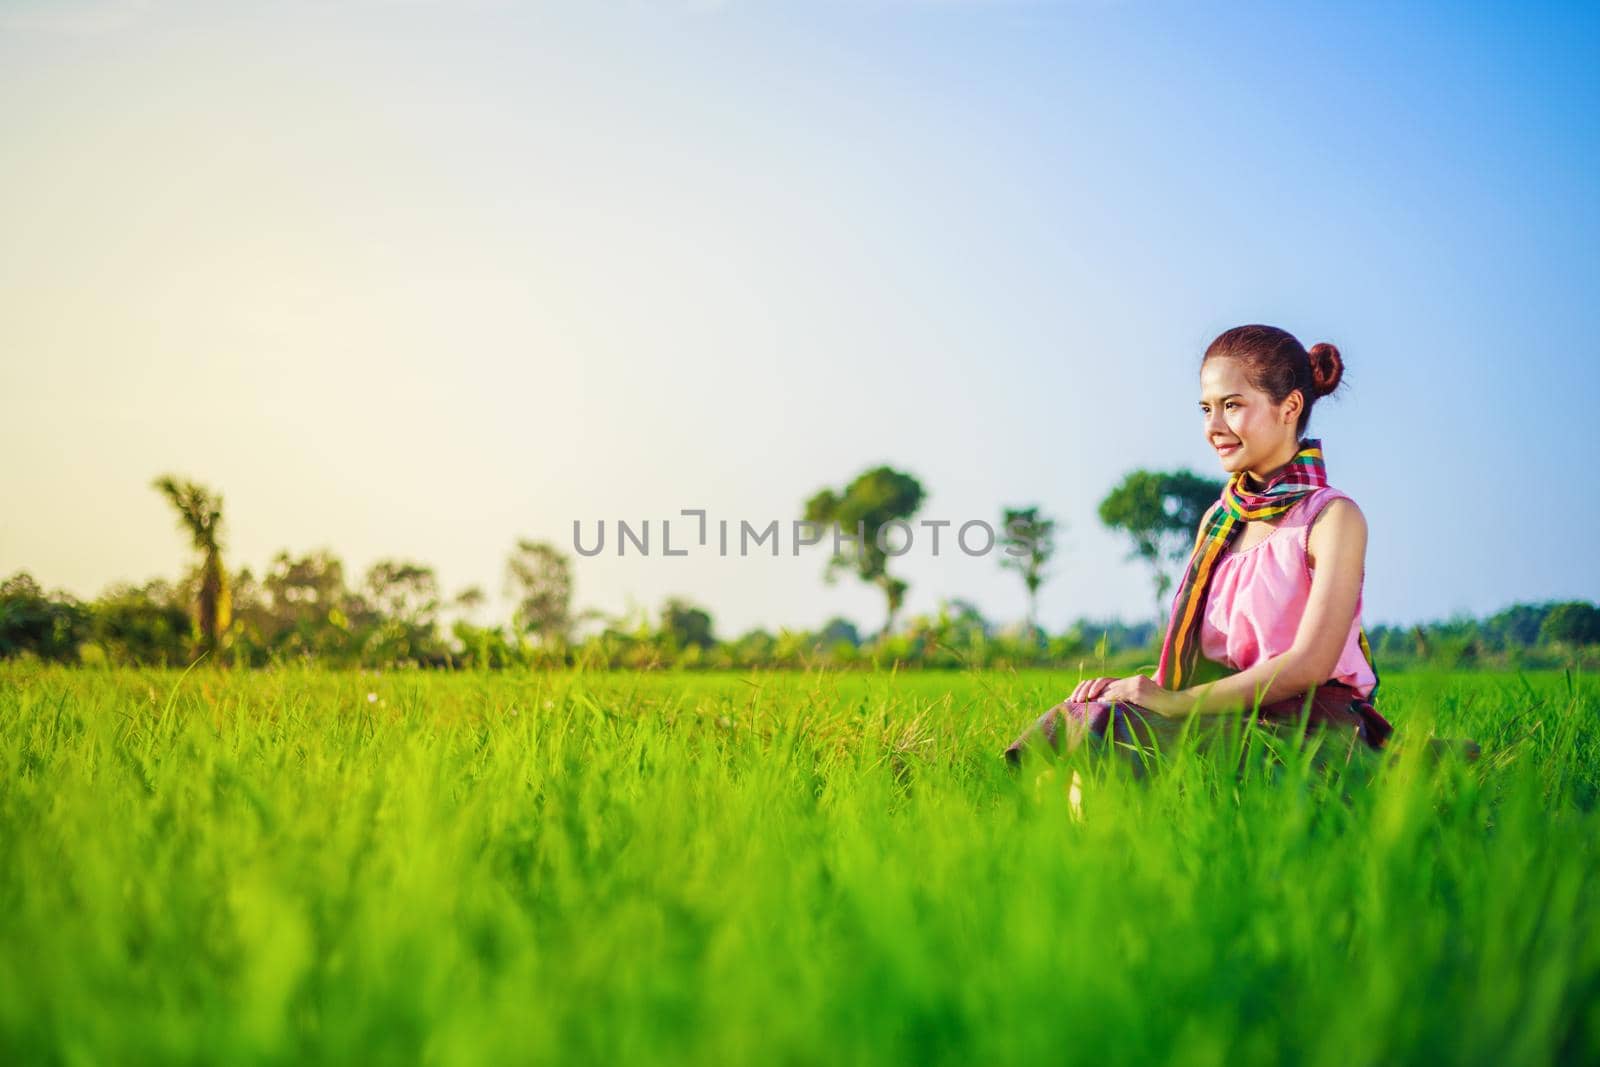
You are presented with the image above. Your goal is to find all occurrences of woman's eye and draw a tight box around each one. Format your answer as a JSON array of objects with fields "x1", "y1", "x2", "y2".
[{"x1": 1224, "y1": 402, "x2": 1239, "y2": 410}]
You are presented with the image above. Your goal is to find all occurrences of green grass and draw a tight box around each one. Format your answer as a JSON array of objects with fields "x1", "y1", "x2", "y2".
[{"x1": 1, "y1": 664, "x2": 1596, "y2": 1066}]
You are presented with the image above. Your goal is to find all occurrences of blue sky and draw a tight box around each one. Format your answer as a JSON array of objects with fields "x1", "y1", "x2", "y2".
[{"x1": 1, "y1": 0, "x2": 1596, "y2": 637}]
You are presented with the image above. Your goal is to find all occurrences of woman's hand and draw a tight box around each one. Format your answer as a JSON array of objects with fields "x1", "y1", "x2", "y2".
[
  {"x1": 1096, "y1": 674, "x2": 1189, "y2": 718},
  {"x1": 1069, "y1": 676, "x2": 1119, "y2": 703}
]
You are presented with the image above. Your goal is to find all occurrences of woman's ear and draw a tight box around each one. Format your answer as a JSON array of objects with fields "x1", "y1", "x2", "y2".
[{"x1": 1281, "y1": 388, "x2": 1304, "y2": 425}]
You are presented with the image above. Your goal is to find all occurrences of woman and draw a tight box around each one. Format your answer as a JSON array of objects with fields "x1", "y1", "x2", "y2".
[{"x1": 1005, "y1": 324, "x2": 1395, "y2": 772}]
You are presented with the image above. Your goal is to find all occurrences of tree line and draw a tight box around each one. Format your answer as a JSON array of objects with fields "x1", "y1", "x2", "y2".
[{"x1": 2, "y1": 468, "x2": 1597, "y2": 670}]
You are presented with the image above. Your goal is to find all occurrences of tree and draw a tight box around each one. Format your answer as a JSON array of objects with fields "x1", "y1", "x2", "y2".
[
  {"x1": 90, "y1": 580, "x2": 192, "y2": 666},
  {"x1": 803, "y1": 465, "x2": 926, "y2": 638},
  {"x1": 815, "y1": 616, "x2": 861, "y2": 648},
  {"x1": 222, "y1": 565, "x2": 271, "y2": 666},
  {"x1": 729, "y1": 627, "x2": 777, "y2": 668},
  {"x1": 661, "y1": 597, "x2": 716, "y2": 651},
  {"x1": 253, "y1": 549, "x2": 355, "y2": 660},
  {"x1": 1540, "y1": 601, "x2": 1600, "y2": 647},
  {"x1": 504, "y1": 540, "x2": 573, "y2": 643},
  {"x1": 906, "y1": 598, "x2": 990, "y2": 663},
  {"x1": 1483, "y1": 601, "x2": 1559, "y2": 650},
  {"x1": 151, "y1": 475, "x2": 230, "y2": 661},
  {"x1": 264, "y1": 550, "x2": 348, "y2": 621},
  {"x1": 999, "y1": 505, "x2": 1058, "y2": 637},
  {"x1": 0, "y1": 572, "x2": 88, "y2": 662},
  {"x1": 1098, "y1": 469, "x2": 1223, "y2": 622},
  {"x1": 453, "y1": 585, "x2": 486, "y2": 615},
  {"x1": 362, "y1": 560, "x2": 440, "y2": 628},
  {"x1": 360, "y1": 559, "x2": 445, "y2": 666}
]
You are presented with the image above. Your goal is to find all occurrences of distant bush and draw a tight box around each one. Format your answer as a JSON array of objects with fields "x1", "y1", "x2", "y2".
[
  {"x1": 4, "y1": 567, "x2": 1597, "y2": 673},
  {"x1": 1542, "y1": 601, "x2": 1600, "y2": 648},
  {"x1": 0, "y1": 573, "x2": 88, "y2": 663}
]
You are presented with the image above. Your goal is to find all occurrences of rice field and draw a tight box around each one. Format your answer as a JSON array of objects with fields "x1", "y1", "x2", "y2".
[{"x1": 1, "y1": 664, "x2": 1596, "y2": 1066}]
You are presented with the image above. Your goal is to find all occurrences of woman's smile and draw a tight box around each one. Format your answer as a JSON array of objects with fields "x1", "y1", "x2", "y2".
[{"x1": 1199, "y1": 355, "x2": 1304, "y2": 477}]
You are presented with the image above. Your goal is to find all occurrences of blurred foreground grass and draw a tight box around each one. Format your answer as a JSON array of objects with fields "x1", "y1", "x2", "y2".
[{"x1": 1, "y1": 664, "x2": 1596, "y2": 1066}]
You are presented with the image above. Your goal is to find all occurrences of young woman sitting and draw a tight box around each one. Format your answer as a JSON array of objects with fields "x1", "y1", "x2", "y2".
[{"x1": 1005, "y1": 324, "x2": 1399, "y2": 771}]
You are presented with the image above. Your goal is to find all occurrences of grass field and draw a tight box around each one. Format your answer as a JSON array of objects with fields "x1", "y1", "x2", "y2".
[{"x1": 1, "y1": 664, "x2": 1596, "y2": 1066}]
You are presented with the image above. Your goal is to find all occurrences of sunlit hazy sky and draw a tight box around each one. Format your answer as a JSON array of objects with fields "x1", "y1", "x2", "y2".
[{"x1": 2, "y1": 0, "x2": 1596, "y2": 637}]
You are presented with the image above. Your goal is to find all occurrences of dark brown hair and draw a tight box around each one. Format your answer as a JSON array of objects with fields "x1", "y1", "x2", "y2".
[{"x1": 1202, "y1": 324, "x2": 1345, "y2": 438}]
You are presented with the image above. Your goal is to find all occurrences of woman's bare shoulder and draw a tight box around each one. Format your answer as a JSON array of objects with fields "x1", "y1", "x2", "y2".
[
  {"x1": 1307, "y1": 496, "x2": 1368, "y2": 565},
  {"x1": 1311, "y1": 495, "x2": 1367, "y2": 531}
]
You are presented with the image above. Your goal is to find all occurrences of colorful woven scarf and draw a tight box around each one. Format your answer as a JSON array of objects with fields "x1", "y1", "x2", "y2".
[{"x1": 1153, "y1": 437, "x2": 1381, "y2": 709}]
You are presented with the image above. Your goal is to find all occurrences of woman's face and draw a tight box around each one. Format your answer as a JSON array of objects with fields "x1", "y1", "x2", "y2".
[{"x1": 1198, "y1": 357, "x2": 1301, "y2": 478}]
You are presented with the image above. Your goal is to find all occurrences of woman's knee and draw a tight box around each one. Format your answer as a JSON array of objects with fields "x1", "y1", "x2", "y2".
[{"x1": 1004, "y1": 700, "x2": 1095, "y2": 765}]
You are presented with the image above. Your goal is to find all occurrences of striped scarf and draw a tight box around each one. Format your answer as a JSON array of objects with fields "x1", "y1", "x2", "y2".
[{"x1": 1154, "y1": 437, "x2": 1381, "y2": 710}]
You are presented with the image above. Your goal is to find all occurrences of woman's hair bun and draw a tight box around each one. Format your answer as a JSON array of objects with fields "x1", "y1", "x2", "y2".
[{"x1": 1307, "y1": 342, "x2": 1343, "y2": 398}]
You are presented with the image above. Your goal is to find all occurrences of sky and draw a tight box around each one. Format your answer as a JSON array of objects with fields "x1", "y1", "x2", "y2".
[{"x1": 1, "y1": 0, "x2": 1597, "y2": 639}]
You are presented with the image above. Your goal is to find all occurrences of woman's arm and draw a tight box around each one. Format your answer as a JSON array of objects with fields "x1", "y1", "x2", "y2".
[
  {"x1": 1095, "y1": 499, "x2": 1368, "y2": 717},
  {"x1": 1083, "y1": 501, "x2": 1222, "y2": 712}
]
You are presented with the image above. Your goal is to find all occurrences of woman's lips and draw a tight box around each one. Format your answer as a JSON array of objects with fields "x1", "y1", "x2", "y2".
[{"x1": 1216, "y1": 443, "x2": 1241, "y2": 455}]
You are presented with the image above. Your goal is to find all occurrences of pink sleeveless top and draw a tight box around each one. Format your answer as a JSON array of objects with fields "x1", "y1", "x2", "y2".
[{"x1": 1198, "y1": 486, "x2": 1377, "y2": 700}]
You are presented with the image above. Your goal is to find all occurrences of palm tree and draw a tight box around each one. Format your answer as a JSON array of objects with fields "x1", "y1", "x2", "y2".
[
  {"x1": 152, "y1": 475, "x2": 230, "y2": 661},
  {"x1": 1000, "y1": 505, "x2": 1058, "y2": 639}
]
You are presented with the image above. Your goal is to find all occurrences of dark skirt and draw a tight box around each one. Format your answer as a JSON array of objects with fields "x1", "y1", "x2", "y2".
[{"x1": 1002, "y1": 681, "x2": 1394, "y2": 774}]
